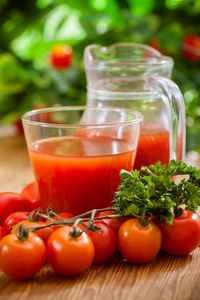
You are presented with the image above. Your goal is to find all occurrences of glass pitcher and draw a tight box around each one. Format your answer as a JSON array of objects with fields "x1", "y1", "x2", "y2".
[{"x1": 84, "y1": 43, "x2": 186, "y2": 169}]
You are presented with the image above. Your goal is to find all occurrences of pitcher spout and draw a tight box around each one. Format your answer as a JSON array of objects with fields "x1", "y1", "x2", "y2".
[{"x1": 84, "y1": 43, "x2": 173, "y2": 90}]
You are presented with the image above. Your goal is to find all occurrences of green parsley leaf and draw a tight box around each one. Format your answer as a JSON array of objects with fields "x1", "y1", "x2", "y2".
[{"x1": 113, "y1": 160, "x2": 200, "y2": 226}]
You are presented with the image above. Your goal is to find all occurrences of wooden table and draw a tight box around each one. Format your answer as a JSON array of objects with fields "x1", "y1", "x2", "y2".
[{"x1": 0, "y1": 135, "x2": 200, "y2": 300}]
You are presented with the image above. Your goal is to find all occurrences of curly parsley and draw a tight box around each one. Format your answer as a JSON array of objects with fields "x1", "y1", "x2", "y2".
[{"x1": 113, "y1": 160, "x2": 200, "y2": 226}]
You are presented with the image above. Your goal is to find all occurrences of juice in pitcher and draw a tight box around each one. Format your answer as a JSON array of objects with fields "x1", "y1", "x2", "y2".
[
  {"x1": 134, "y1": 131, "x2": 170, "y2": 170},
  {"x1": 134, "y1": 128, "x2": 183, "y2": 170}
]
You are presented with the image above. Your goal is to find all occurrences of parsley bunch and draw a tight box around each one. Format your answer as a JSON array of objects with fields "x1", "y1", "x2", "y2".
[{"x1": 113, "y1": 160, "x2": 200, "y2": 225}]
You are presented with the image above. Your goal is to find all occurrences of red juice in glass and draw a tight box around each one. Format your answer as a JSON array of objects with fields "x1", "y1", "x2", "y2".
[
  {"x1": 23, "y1": 107, "x2": 143, "y2": 215},
  {"x1": 29, "y1": 136, "x2": 136, "y2": 215}
]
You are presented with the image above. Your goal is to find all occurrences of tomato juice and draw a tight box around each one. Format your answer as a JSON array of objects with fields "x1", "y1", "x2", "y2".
[
  {"x1": 29, "y1": 136, "x2": 136, "y2": 215},
  {"x1": 134, "y1": 131, "x2": 182, "y2": 170},
  {"x1": 134, "y1": 132, "x2": 169, "y2": 170}
]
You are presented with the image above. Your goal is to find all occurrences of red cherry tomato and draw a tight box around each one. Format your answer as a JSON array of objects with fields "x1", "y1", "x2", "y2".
[
  {"x1": 85, "y1": 221, "x2": 117, "y2": 264},
  {"x1": 159, "y1": 210, "x2": 200, "y2": 255},
  {"x1": 3, "y1": 211, "x2": 30, "y2": 234},
  {"x1": 50, "y1": 44, "x2": 73, "y2": 70},
  {"x1": 0, "y1": 226, "x2": 5, "y2": 239},
  {"x1": 49, "y1": 212, "x2": 75, "y2": 231},
  {"x1": 118, "y1": 218, "x2": 162, "y2": 263},
  {"x1": 47, "y1": 227, "x2": 94, "y2": 276},
  {"x1": 14, "y1": 119, "x2": 24, "y2": 134},
  {"x1": 0, "y1": 232, "x2": 46, "y2": 280},
  {"x1": 12, "y1": 220, "x2": 54, "y2": 243},
  {"x1": 21, "y1": 182, "x2": 40, "y2": 210},
  {"x1": 182, "y1": 35, "x2": 200, "y2": 61},
  {"x1": 97, "y1": 208, "x2": 127, "y2": 232},
  {"x1": 52, "y1": 212, "x2": 74, "y2": 222},
  {"x1": 59, "y1": 212, "x2": 74, "y2": 219},
  {"x1": 0, "y1": 193, "x2": 32, "y2": 225}
]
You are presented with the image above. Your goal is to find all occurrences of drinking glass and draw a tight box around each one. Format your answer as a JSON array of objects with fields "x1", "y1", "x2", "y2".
[{"x1": 22, "y1": 106, "x2": 143, "y2": 215}]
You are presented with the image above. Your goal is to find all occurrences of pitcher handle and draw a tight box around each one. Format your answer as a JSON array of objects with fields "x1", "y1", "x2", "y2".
[{"x1": 146, "y1": 75, "x2": 186, "y2": 162}]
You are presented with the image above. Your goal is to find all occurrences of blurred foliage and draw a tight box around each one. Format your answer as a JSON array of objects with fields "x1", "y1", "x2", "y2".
[{"x1": 0, "y1": 0, "x2": 200, "y2": 151}]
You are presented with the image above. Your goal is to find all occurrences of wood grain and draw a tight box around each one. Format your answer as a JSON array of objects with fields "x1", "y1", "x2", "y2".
[
  {"x1": 0, "y1": 135, "x2": 200, "y2": 300},
  {"x1": 0, "y1": 135, "x2": 34, "y2": 192}
]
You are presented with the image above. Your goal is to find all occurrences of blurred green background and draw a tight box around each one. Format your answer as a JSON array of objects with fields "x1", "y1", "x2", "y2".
[{"x1": 0, "y1": 0, "x2": 200, "y2": 152}]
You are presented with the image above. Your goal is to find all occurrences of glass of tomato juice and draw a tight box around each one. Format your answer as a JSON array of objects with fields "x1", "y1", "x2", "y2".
[{"x1": 22, "y1": 106, "x2": 143, "y2": 215}]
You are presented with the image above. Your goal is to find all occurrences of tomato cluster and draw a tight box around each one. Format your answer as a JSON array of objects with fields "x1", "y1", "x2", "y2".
[{"x1": 0, "y1": 189, "x2": 200, "y2": 281}]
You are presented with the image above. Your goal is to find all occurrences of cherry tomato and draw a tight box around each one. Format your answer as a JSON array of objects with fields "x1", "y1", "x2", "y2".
[
  {"x1": 0, "y1": 226, "x2": 5, "y2": 239},
  {"x1": 59, "y1": 212, "x2": 74, "y2": 219},
  {"x1": 12, "y1": 220, "x2": 54, "y2": 243},
  {"x1": 159, "y1": 210, "x2": 200, "y2": 255},
  {"x1": 0, "y1": 193, "x2": 32, "y2": 225},
  {"x1": 21, "y1": 182, "x2": 40, "y2": 210},
  {"x1": 182, "y1": 35, "x2": 200, "y2": 61},
  {"x1": 97, "y1": 208, "x2": 127, "y2": 232},
  {"x1": 47, "y1": 227, "x2": 94, "y2": 276},
  {"x1": 0, "y1": 232, "x2": 46, "y2": 280},
  {"x1": 50, "y1": 44, "x2": 73, "y2": 70},
  {"x1": 14, "y1": 119, "x2": 24, "y2": 135},
  {"x1": 3, "y1": 211, "x2": 30, "y2": 234},
  {"x1": 85, "y1": 221, "x2": 117, "y2": 264},
  {"x1": 50, "y1": 212, "x2": 75, "y2": 230},
  {"x1": 118, "y1": 218, "x2": 162, "y2": 263}
]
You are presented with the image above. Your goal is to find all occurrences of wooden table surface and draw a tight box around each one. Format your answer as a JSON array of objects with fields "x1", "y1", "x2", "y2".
[{"x1": 0, "y1": 135, "x2": 200, "y2": 300}]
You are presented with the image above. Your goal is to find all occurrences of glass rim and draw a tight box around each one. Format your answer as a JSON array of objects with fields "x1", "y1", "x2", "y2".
[{"x1": 22, "y1": 106, "x2": 144, "y2": 129}]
